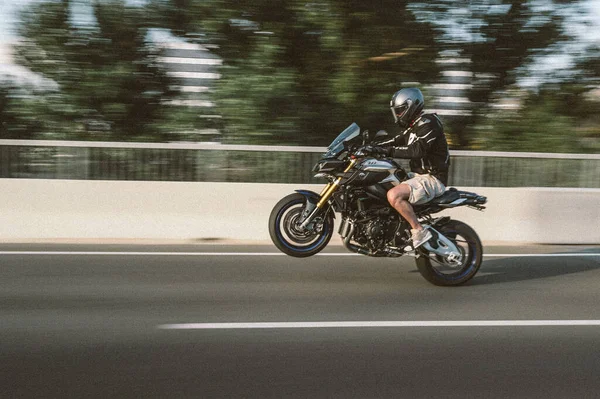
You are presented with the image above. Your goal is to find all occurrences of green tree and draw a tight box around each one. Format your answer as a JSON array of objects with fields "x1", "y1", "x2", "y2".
[
  {"x1": 476, "y1": 39, "x2": 600, "y2": 154},
  {"x1": 151, "y1": 0, "x2": 440, "y2": 145},
  {"x1": 468, "y1": 1, "x2": 564, "y2": 110},
  {"x1": 13, "y1": 0, "x2": 176, "y2": 141},
  {"x1": 475, "y1": 82, "x2": 600, "y2": 153},
  {"x1": 410, "y1": 1, "x2": 572, "y2": 149},
  {"x1": 0, "y1": 81, "x2": 73, "y2": 140},
  {"x1": 556, "y1": 46, "x2": 600, "y2": 151},
  {"x1": 475, "y1": 88, "x2": 576, "y2": 152},
  {"x1": 0, "y1": 85, "x2": 14, "y2": 137}
]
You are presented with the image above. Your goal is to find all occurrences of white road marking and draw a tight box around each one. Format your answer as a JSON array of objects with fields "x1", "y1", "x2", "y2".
[
  {"x1": 0, "y1": 251, "x2": 598, "y2": 257},
  {"x1": 157, "y1": 320, "x2": 600, "y2": 330}
]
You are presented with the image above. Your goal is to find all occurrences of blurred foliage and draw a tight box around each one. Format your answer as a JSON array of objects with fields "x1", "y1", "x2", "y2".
[
  {"x1": 462, "y1": 0, "x2": 568, "y2": 148},
  {"x1": 476, "y1": 84, "x2": 600, "y2": 153},
  {"x1": 410, "y1": 0, "x2": 571, "y2": 148},
  {"x1": 0, "y1": 90, "x2": 75, "y2": 140},
  {"x1": 475, "y1": 37, "x2": 600, "y2": 153},
  {"x1": 7, "y1": 0, "x2": 177, "y2": 141},
  {"x1": 476, "y1": 87, "x2": 581, "y2": 152},
  {"x1": 149, "y1": 0, "x2": 440, "y2": 144},
  {"x1": 0, "y1": 0, "x2": 599, "y2": 152}
]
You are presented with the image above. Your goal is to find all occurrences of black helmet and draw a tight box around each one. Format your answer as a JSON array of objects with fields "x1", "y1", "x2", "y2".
[{"x1": 390, "y1": 88, "x2": 424, "y2": 128}]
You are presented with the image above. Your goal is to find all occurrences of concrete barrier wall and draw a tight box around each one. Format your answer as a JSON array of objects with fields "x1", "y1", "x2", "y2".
[{"x1": 1, "y1": 179, "x2": 599, "y2": 244}]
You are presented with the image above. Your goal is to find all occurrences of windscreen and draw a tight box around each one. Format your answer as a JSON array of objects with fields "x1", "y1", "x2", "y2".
[{"x1": 323, "y1": 123, "x2": 360, "y2": 158}]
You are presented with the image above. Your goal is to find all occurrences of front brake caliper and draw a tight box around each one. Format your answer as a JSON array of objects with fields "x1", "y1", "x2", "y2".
[{"x1": 298, "y1": 200, "x2": 318, "y2": 230}]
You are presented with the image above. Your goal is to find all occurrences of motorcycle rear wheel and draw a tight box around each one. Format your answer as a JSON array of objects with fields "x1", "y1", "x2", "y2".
[
  {"x1": 269, "y1": 193, "x2": 334, "y2": 258},
  {"x1": 415, "y1": 220, "x2": 483, "y2": 286}
]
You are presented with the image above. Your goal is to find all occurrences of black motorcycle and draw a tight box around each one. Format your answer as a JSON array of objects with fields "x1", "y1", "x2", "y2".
[{"x1": 268, "y1": 123, "x2": 488, "y2": 286}]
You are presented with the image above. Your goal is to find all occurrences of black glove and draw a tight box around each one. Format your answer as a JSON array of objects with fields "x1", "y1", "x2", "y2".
[{"x1": 362, "y1": 146, "x2": 389, "y2": 157}]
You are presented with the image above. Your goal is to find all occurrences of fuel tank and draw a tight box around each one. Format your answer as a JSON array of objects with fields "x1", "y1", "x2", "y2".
[{"x1": 347, "y1": 158, "x2": 402, "y2": 187}]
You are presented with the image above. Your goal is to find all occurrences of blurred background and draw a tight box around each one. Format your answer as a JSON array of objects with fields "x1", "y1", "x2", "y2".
[{"x1": 0, "y1": 0, "x2": 599, "y2": 186}]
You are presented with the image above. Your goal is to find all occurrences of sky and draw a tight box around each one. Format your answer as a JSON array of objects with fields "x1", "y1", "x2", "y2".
[{"x1": 0, "y1": 0, "x2": 22, "y2": 63}]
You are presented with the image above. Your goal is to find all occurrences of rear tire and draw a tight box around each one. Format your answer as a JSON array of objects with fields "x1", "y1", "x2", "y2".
[
  {"x1": 269, "y1": 193, "x2": 334, "y2": 258},
  {"x1": 415, "y1": 220, "x2": 482, "y2": 286}
]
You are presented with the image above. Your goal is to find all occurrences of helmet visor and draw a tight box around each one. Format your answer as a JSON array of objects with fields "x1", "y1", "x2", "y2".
[{"x1": 391, "y1": 104, "x2": 409, "y2": 123}]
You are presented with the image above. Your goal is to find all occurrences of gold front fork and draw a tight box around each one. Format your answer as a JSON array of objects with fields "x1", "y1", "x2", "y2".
[{"x1": 316, "y1": 158, "x2": 357, "y2": 208}]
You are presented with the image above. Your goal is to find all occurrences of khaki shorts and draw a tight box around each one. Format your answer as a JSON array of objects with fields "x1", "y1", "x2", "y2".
[{"x1": 402, "y1": 173, "x2": 446, "y2": 205}]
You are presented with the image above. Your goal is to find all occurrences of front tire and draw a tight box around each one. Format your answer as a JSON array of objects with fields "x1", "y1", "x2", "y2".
[
  {"x1": 416, "y1": 220, "x2": 483, "y2": 286},
  {"x1": 269, "y1": 193, "x2": 334, "y2": 258}
]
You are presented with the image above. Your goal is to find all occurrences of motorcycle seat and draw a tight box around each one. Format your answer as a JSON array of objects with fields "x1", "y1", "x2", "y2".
[{"x1": 427, "y1": 187, "x2": 460, "y2": 205}]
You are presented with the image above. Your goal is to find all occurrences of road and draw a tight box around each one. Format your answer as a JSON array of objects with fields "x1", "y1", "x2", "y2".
[{"x1": 1, "y1": 243, "x2": 600, "y2": 398}]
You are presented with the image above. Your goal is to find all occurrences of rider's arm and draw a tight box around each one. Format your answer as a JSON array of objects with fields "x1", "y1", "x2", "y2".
[
  {"x1": 387, "y1": 129, "x2": 440, "y2": 159},
  {"x1": 377, "y1": 134, "x2": 405, "y2": 148}
]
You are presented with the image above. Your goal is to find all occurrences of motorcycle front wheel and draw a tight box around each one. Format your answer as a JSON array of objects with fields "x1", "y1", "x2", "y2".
[
  {"x1": 415, "y1": 220, "x2": 483, "y2": 286},
  {"x1": 269, "y1": 193, "x2": 334, "y2": 258}
]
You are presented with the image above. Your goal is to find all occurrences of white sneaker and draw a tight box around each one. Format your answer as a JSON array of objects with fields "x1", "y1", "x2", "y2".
[{"x1": 411, "y1": 228, "x2": 432, "y2": 249}]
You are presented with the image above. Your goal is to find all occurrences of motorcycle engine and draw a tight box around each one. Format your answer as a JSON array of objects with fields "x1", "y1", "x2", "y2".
[{"x1": 354, "y1": 210, "x2": 399, "y2": 251}]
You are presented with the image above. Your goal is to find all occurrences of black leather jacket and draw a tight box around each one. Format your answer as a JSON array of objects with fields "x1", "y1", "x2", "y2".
[{"x1": 380, "y1": 113, "x2": 450, "y2": 185}]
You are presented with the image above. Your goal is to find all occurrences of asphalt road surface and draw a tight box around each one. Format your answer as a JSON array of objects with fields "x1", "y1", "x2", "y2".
[{"x1": 1, "y1": 243, "x2": 600, "y2": 398}]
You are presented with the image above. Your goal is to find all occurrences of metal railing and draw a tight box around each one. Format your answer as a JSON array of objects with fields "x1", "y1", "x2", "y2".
[{"x1": 0, "y1": 140, "x2": 599, "y2": 188}]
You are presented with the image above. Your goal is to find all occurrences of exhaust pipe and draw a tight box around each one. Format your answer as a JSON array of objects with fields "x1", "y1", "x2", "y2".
[{"x1": 342, "y1": 223, "x2": 371, "y2": 255}]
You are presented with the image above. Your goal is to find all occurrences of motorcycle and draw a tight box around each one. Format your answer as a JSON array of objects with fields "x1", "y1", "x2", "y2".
[{"x1": 268, "y1": 123, "x2": 488, "y2": 286}]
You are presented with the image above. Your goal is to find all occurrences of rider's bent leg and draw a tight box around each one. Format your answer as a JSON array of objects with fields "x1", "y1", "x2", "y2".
[
  {"x1": 389, "y1": 174, "x2": 445, "y2": 248},
  {"x1": 387, "y1": 184, "x2": 422, "y2": 231},
  {"x1": 387, "y1": 182, "x2": 433, "y2": 249}
]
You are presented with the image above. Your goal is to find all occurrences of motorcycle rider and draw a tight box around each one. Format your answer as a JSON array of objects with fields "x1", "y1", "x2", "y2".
[{"x1": 365, "y1": 88, "x2": 450, "y2": 249}]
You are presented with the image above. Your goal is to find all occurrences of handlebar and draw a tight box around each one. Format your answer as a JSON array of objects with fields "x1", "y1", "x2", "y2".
[{"x1": 353, "y1": 145, "x2": 387, "y2": 159}]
